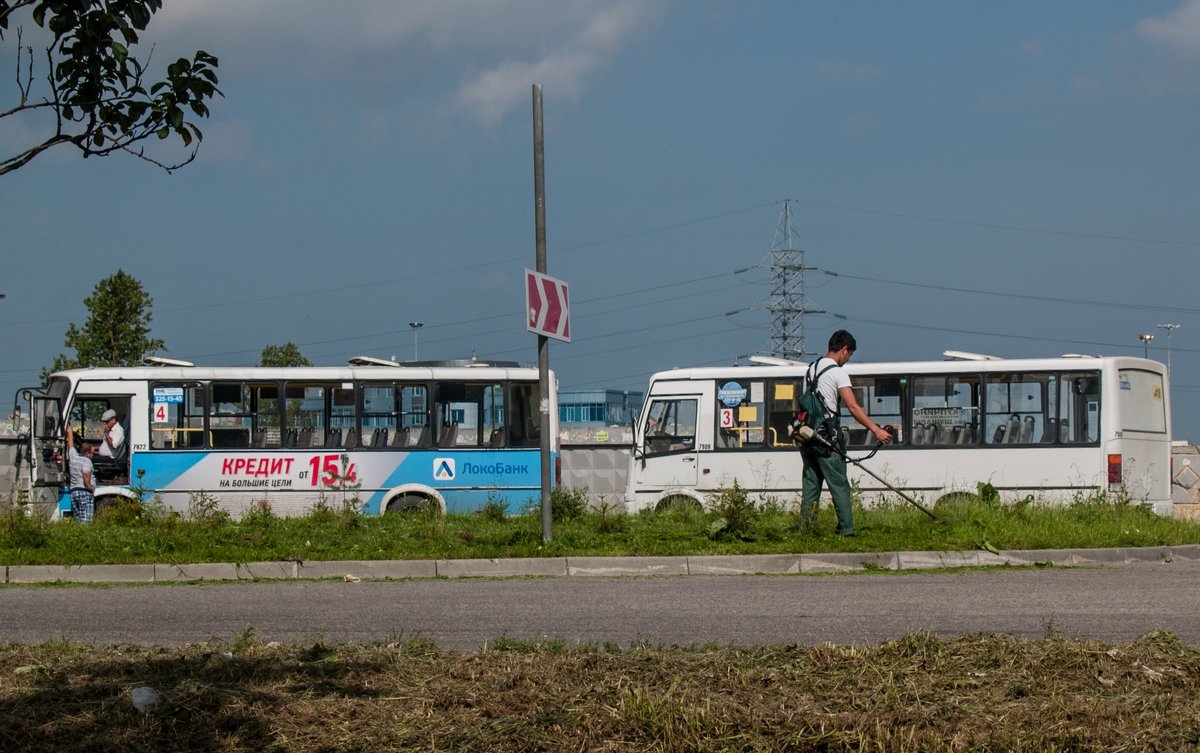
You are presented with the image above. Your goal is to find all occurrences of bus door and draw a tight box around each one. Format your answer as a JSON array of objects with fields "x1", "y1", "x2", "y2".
[
  {"x1": 634, "y1": 396, "x2": 700, "y2": 491},
  {"x1": 68, "y1": 392, "x2": 134, "y2": 484},
  {"x1": 27, "y1": 391, "x2": 66, "y2": 490}
]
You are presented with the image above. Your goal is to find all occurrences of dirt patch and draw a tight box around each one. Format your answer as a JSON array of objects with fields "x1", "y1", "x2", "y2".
[{"x1": 1, "y1": 631, "x2": 1197, "y2": 752}]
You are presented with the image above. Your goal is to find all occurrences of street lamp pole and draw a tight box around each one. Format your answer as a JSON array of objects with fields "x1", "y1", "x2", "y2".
[
  {"x1": 408, "y1": 321, "x2": 423, "y2": 361},
  {"x1": 1157, "y1": 323, "x2": 1181, "y2": 375},
  {"x1": 1138, "y1": 333, "x2": 1155, "y2": 359}
]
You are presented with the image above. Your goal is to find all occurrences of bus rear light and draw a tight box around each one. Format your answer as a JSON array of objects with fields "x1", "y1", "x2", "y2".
[{"x1": 1107, "y1": 454, "x2": 1122, "y2": 485}]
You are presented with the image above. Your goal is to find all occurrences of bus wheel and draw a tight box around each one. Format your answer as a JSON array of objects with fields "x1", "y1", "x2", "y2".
[
  {"x1": 93, "y1": 495, "x2": 137, "y2": 522},
  {"x1": 385, "y1": 493, "x2": 438, "y2": 515},
  {"x1": 93, "y1": 496, "x2": 116, "y2": 517},
  {"x1": 933, "y1": 491, "x2": 979, "y2": 512},
  {"x1": 655, "y1": 494, "x2": 701, "y2": 513}
]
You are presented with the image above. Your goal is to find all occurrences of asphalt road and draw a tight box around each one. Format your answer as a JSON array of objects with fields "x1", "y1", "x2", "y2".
[{"x1": 2, "y1": 561, "x2": 1198, "y2": 649}]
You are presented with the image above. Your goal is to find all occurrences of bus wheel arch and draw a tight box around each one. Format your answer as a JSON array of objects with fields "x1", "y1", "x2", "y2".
[
  {"x1": 654, "y1": 491, "x2": 703, "y2": 512},
  {"x1": 93, "y1": 488, "x2": 140, "y2": 517},
  {"x1": 382, "y1": 486, "x2": 445, "y2": 515},
  {"x1": 932, "y1": 488, "x2": 980, "y2": 511}
]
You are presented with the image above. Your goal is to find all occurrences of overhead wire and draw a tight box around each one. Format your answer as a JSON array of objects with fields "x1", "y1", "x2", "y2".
[
  {"x1": 816, "y1": 268, "x2": 1200, "y2": 315},
  {"x1": 790, "y1": 199, "x2": 1200, "y2": 249},
  {"x1": 8, "y1": 197, "x2": 1196, "y2": 400},
  {"x1": 197, "y1": 268, "x2": 758, "y2": 361}
]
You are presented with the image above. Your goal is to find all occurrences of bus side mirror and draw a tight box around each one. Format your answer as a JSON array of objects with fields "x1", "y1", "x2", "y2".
[{"x1": 630, "y1": 414, "x2": 644, "y2": 461}]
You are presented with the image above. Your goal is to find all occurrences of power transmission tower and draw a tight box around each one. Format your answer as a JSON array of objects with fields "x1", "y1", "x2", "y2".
[{"x1": 768, "y1": 200, "x2": 823, "y2": 359}]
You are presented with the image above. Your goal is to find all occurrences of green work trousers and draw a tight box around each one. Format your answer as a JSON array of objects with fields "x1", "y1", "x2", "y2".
[{"x1": 800, "y1": 446, "x2": 854, "y2": 535}]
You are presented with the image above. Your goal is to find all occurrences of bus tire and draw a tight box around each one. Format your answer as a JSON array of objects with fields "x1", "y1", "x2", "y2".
[
  {"x1": 93, "y1": 495, "x2": 119, "y2": 518},
  {"x1": 933, "y1": 491, "x2": 979, "y2": 510},
  {"x1": 655, "y1": 494, "x2": 702, "y2": 513},
  {"x1": 385, "y1": 493, "x2": 439, "y2": 515}
]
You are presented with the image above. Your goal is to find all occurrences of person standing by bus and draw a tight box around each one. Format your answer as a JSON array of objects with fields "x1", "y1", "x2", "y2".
[
  {"x1": 66, "y1": 423, "x2": 96, "y2": 523},
  {"x1": 800, "y1": 330, "x2": 892, "y2": 536}
]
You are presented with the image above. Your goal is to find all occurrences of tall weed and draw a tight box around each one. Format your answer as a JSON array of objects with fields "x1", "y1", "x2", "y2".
[
  {"x1": 0, "y1": 504, "x2": 48, "y2": 549},
  {"x1": 706, "y1": 482, "x2": 758, "y2": 540},
  {"x1": 551, "y1": 485, "x2": 589, "y2": 522}
]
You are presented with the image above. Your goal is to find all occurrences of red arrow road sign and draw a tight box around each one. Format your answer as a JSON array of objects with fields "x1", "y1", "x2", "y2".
[{"x1": 525, "y1": 268, "x2": 571, "y2": 342}]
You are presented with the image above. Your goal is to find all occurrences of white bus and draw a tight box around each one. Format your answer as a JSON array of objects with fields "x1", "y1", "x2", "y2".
[
  {"x1": 20, "y1": 358, "x2": 556, "y2": 518},
  {"x1": 626, "y1": 353, "x2": 1172, "y2": 515}
]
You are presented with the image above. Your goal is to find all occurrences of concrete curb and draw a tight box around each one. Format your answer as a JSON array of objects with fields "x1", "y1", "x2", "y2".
[{"x1": 3, "y1": 545, "x2": 1198, "y2": 585}]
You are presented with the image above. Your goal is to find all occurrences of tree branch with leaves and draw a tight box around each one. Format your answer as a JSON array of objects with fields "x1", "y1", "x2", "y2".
[
  {"x1": 260, "y1": 343, "x2": 312, "y2": 368},
  {"x1": 1, "y1": 0, "x2": 221, "y2": 176},
  {"x1": 46, "y1": 269, "x2": 166, "y2": 379}
]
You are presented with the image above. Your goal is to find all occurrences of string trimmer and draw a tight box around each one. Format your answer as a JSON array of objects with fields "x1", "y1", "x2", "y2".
[{"x1": 795, "y1": 425, "x2": 941, "y2": 522}]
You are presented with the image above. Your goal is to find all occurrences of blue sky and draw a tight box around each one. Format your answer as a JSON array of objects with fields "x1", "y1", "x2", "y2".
[{"x1": 2, "y1": 1, "x2": 1199, "y2": 437}]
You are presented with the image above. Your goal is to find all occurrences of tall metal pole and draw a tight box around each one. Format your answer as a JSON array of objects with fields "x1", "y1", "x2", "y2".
[
  {"x1": 533, "y1": 84, "x2": 552, "y2": 542},
  {"x1": 408, "y1": 321, "x2": 423, "y2": 361},
  {"x1": 1157, "y1": 323, "x2": 1181, "y2": 376},
  {"x1": 1138, "y1": 333, "x2": 1155, "y2": 359}
]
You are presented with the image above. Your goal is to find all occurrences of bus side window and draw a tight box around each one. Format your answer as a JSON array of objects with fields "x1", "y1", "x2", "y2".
[
  {"x1": 768, "y1": 380, "x2": 803, "y2": 448},
  {"x1": 644, "y1": 398, "x2": 698, "y2": 455},
  {"x1": 1060, "y1": 371, "x2": 1102, "y2": 444},
  {"x1": 151, "y1": 385, "x2": 205, "y2": 450},
  {"x1": 845, "y1": 377, "x2": 905, "y2": 447}
]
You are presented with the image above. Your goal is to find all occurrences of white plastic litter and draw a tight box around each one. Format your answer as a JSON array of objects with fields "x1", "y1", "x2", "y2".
[{"x1": 131, "y1": 686, "x2": 161, "y2": 715}]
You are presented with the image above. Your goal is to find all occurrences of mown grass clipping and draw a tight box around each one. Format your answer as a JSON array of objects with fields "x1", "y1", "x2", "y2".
[{"x1": 2, "y1": 631, "x2": 1198, "y2": 752}]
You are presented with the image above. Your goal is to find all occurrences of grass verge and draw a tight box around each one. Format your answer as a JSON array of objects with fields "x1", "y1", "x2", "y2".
[{"x1": 0, "y1": 485, "x2": 1197, "y2": 566}]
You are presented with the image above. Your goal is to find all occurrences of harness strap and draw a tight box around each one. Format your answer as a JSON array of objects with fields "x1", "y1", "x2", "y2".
[{"x1": 806, "y1": 360, "x2": 839, "y2": 418}]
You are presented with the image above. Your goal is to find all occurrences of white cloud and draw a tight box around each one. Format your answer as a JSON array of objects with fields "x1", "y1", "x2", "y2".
[
  {"x1": 155, "y1": 0, "x2": 667, "y2": 126},
  {"x1": 453, "y1": 0, "x2": 664, "y2": 126},
  {"x1": 1137, "y1": 0, "x2": 1200, "y2": 58}
]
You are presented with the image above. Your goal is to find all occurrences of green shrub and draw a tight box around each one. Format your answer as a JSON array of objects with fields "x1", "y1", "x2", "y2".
[
  {"x1": 590, "y1": 499, "x2": 628, "y2": 534},
  {"x1": 241, "y1": 499, "x2": 276, "y2": 529},
  {"x1": 0, "y1": 505, "x2": 48, "y2": 549},
  {"x1": 476, "y1": 492, "x2": 509, "y2": 522},
  {"x1": 188, "y1": 490, "x2": 231, "y2": 526},
  {"x1": 551, "y1": 485, "x2": 589, "y2": 522},
  {"x1": 707, "y1": 481, "x2": 758, "y2": 540},
  {"x1": 94, "y1": 496, "x2": 146, "y2": 526}
]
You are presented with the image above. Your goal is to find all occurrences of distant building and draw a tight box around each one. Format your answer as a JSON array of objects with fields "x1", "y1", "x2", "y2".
[{"x1": 558, "y1": 388, "x2": 643, "y2": 428}]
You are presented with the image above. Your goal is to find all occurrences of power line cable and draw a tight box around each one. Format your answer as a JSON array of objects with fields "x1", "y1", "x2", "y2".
[
  {"x1": 820, "y1": 269, "x2": 1200, "y2": 315},
  {"x1": 792, "y1": 199, "x2": 1200, "y2": 249},
  {"x1": 192, "y1": 269, "x2": 755, "y2": 360},
  {"x1": 842, "y1": 314, "x2": 1200, "y2": 355}
]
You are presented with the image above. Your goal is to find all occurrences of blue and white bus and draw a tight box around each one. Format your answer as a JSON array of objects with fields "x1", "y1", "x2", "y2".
[
  {"x1": 627, "y1": 353, "x2": 1173, "y2": 515},
  {"x1": 21, "y1": 357, "x2": 556, "y2": 518}
]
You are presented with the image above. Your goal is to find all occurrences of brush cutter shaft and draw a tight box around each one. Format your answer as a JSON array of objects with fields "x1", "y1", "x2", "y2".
[{"x1": 796, "y1": 425, "x2": 940, "y2": 521}]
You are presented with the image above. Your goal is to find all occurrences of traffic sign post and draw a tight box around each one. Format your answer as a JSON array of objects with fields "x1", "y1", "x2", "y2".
[
  {"x1": 530, "y1": 86, "x2": 573, "y2": 544},
  {"x1": 525, "y1": 269, "x2": 571, "y2": 342},
  {"x1": 531, "y1": 85, "x2": 553, "y2": 543}
]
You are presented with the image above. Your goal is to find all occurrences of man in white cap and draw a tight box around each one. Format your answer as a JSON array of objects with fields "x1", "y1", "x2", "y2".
[{"x1": 98, "y1": 408, "x2": 125, "y2": 459}]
